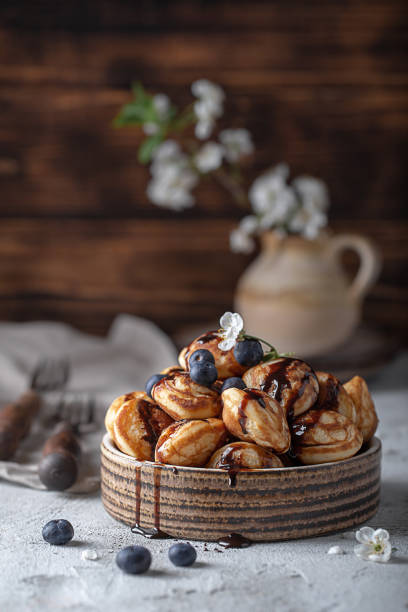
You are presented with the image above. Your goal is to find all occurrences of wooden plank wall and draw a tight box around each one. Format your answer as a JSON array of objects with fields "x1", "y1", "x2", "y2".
[{"x1": 0, "y1": 1, "x2": 407, "y2": 341}]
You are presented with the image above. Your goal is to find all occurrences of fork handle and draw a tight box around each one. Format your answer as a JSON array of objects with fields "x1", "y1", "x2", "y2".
[
  {"x1": 38, "y1": 422, "x2": 81, "y2": 490},
  {"x1": 0, "y1": 391, "x2": 41, "y2": 460}
]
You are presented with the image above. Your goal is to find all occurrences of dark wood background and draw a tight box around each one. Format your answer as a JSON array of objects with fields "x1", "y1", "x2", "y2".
[{"x1": 0, "y1": 0, "x2": 407, "y2": 343}]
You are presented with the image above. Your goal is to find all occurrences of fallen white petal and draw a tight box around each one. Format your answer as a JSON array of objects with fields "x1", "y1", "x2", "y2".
[
  {"x1": 373, "y1": 528, "x2": 390, "y2": 542},
  {"x1": 81, "y1": 549, "x2": 99, "y2": 561},
  {"x1": 327, "y1": 546, "x2": 344, "y2": 555},
  {"x1": 355, "y1": 526, "x2": 375, "y2": 544}
]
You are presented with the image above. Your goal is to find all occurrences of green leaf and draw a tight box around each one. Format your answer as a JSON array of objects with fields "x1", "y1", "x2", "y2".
[
  {"x1": 138, "y1": 132, "x2": 164, "y2": 164},
  {"x1": 131, "y1": 81, "x2": 148, "y2": 102},
  {"x1": 113, "y1": 102, "x2": 146, "y2": 127}
]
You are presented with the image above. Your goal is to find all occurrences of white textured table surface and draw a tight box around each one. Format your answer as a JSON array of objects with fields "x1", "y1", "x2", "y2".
[{"x1": 1, "y1": 355, "x2": 407, "y2": 612}]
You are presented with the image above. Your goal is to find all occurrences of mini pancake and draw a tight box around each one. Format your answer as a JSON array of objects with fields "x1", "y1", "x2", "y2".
[
  {"x1": 343, "y1": 376, "x2": 378, "y2": 443},
  {"x1": 243, "y1": 357, "x2": 319, "y2": 419},
  {"x1": 105, "y1": 391, "x2": 144, "y2": 441},
  {"x1": 155, "y1": 418, "x2": 227, "y2": 467},
  {"x1": 315, "y1": 371, "x2": 357, "y2": 423},
  {"x1": 207, "y1": 441, "x2": 284, "y2": 470},
  {"x1": 152, "y1": 371, "x2": 221, "y2": 420},
  {"x1": 291, "y1": 409, "x2": 363, "y2": 465},
  {"x1": 113, "y1": 395, "x2": 173, "y2": 460},
  {"x1": 221, "y1": 387, "x2": 290, "y2": 454}
]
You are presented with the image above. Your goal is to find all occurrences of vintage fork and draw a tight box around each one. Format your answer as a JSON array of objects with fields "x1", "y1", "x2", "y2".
[
  {"x1": 0, "y1": 357, "x2": 70, "y2": 460},
  {"x1": 30, "y1": 357, "x2": 70, "y2": 393},
  {"x1": 38, "y1": 394, "x2": 96, "y2": 491}
]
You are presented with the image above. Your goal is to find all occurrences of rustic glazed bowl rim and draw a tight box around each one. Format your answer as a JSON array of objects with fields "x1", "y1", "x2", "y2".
[{"x1": 101, "y1": 433, "x2": 381, "y2": 474}]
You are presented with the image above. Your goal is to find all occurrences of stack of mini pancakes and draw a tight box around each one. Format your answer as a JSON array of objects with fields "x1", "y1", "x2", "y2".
[{"x1": 105, "y1": 330, "x2": 378, "y2": 471}]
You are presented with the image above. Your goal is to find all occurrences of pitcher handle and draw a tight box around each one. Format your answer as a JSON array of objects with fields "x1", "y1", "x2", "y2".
[{"x1": 329, "y1": 233, "x2": 382, "y2": 301}]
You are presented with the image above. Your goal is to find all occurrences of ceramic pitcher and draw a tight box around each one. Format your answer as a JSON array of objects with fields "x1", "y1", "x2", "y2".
[{"x1": 234, "y1": 231, "x2": 381, "y2": 357}]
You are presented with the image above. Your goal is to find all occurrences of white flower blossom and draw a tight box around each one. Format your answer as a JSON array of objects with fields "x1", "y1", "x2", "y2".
[
  {"x1": 143, "y1": 122, "x2": 159, "y2": 135},
  {"x1": 229, "y1": 215, "x2": 259, "y2": 254},
  {"x1": 240, "y1": 215, "x2": 259, "y2": 234},
  {"x1": 147, "y1": 164, "x2": 198, "y2": 211},
  {"x1": 230, "y1": 227, "x2": 256, "y2": 254},
  {"x1": 249, "y1": 165, "x2": 297, "y2": 232},
  {"x1": 292, "y1": 176, "x2": 329, "y2": 212},
  {"x1": 192, "y1": 79, "x2": 225, "y2": 105},
  {"x1": 288, "y1": 201, "x2": 327, "y2": 239},
  {"x1": 148, "y1": 142, "x2": 198, "y2": 211},
  {"x1": 354, "y1": 527, "x2": 392, "y2": 563},
  {"x1": 327, "y1": 545, "x2": 344, "y2": 555},
  {"x1": 153, "y1": 93, "x2": 171, "y2": 119},
  {"x1": 218, "y1": 312, "x2": 244, "y2": 351},
  {"x1": 192, "y1": 79, "x2": 225, "y2": 140},
  {"x1": 219, "y1": 129, "x2": 254, "y2": 162},
  {"x1": 194, "y1": 142, "x2": 224, "y2": 173},
  {"x1": 249, "y1": 164, "x2": 295, "y2": 219},
  {"x1": 142, "y1": 94, "x2": 171, "y2": 135},
  {"x1": 151, "y1": 140, "x2": 182, "y2": 173}
]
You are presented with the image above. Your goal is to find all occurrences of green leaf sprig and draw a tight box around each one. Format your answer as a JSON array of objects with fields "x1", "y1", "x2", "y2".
[
  {"x1": 240, "y1": 332, "x2": 292, "y2": 362},
  {"x1": 114, "y1": 82, "x2": 195, "y2": 164}
]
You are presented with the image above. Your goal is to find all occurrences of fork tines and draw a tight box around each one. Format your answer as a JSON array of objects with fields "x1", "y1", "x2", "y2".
[{"x1": 31, "y1": 358, "x2": 70, "y2": 392}]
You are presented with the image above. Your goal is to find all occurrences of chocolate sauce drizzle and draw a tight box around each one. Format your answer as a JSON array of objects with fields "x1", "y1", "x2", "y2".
[
  {"x1": 131, "y1": 525, "x2": 171, "y2": 539},
  {"x1": 131, "y1": 465, "x2": 171, "y2": 540},
  {"x1": 260, "y1": 358, "x2": 313, "y2": 421},
  {"x1": 216, "y1": 443, "x2": 252, "y2": 488},
  {"x1": 196, "y1": 331, "x2": 219, "y2": 344},
  {"x1": 138, "y1": 400, "x2": 160, "y2": 450},
  {"x1": 238, "y1": 388, "x2": 266, "y2": 434},
  {"x1": 217, "y1": 533, "x2": 252, "y2": 549}
]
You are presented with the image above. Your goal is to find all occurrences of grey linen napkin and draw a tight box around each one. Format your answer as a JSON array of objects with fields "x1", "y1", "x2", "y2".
[{"x1": 0, "y1": 314, "x2": 178, "y2": 492}]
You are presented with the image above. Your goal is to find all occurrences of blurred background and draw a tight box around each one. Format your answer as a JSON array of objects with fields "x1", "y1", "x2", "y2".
[{"x1": 0, "y1": 0, "x2": 407, "y2": 347}]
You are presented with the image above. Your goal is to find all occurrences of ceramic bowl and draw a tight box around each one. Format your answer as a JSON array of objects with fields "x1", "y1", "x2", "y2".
[{"x1": 101, "y1": 433, "x2": 381, "y2": 542}]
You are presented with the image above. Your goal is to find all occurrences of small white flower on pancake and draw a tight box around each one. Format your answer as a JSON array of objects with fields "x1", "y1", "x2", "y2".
[
  {"x1": 354, "y1": 527, "x2": 392, "y2": 563},
  {"x1": 218, "y1": 312, "x2": 244, "y2": 351},
  {"x1": 219, "y1": 128, "x2": 254, "y2": 162},
  {"x1": 194, "y1": 142, "x2": 224, "y2": 172},
  {"x1": 327, "y1": 545, "x2": 344, "y2": 555}
]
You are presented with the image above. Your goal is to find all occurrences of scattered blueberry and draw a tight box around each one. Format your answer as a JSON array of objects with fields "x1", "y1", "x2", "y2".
[
  {"x1": 145, "y1": 374, "x2": 166, "y2": 398},
  {"x1": 190, "y1": 361, "x2": 218, "y2": 387},
  {"x1": 42, "y1": 519, "x2": 74, "y2": 545},
  {"x1": 220, "y1": 377, "x2": 246, "y2": 393},
  {"x1": 168, "y1": 542, "x2": 197, "y2": 567},
  {"x1": 233, "y1": 339, "x2": 263, "y2": 367},
  {"x1": 188, "y1": 349, "x2": 215, "y2": 367},
  {"x1": 116, "y1": 545, "x2": 152, "y2": 574}
]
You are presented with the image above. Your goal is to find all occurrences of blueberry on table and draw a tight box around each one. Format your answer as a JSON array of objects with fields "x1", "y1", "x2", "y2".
[
  {"x1": 116, "y1": 545, "x2": 152, "y2": 574},
  {"x1": 168, "y1": 542, "x2": 197, "y2": 567},
  {"x1": 190, "y1": 361, "x2": 218, "y2": 387},
  {"x1": 145, "y1": 374, "x2": 166, "y2": 398},
  {"x1": 220, "y1": 377, "x2": 246, "y2": 393},
  {"x1": 42, "y1": 519, "x2": 74, "y2": 545},
  {"x1": 188, "y1": 349, "x2": 215, "y2": 367},
  {"x1": 233, "y1": 339, "x2": 263, "y2": 367}
]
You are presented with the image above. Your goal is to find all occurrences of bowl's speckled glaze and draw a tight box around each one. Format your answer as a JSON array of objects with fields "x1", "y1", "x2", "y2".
[{"x1": 101, "y1": 433, "x2": 381, "y2": 542}]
